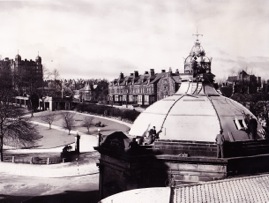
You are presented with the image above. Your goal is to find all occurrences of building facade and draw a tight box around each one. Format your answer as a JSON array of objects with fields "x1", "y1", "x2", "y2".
[
  {"x1": 0, "y1": 57, "x2": 13, "y2": 89},
  {"x1": 13, "y1": 54, "x2": 43, "y2": 94},
  {"x1": 0, "y1": 54, "x2": 43, "y2": 95},
  {"x1": 109, "y1": 68, "x2": 181, "y2": 106},
  {"x1": 225, "y1": 70, "x2": 261, "y2": 94},
  {"x1": 78, "y1": 82, "x2": 95, "y2": 102}
]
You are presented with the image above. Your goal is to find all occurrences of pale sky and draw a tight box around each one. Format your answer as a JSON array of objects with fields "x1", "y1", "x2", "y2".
[{"x1": 0, "y1": 0, "x2": 269, "y2": 81}]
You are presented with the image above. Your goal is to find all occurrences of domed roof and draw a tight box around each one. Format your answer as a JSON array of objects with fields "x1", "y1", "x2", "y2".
[
  {"x1": 129, "y1": 80, "x2": 265, "y2": 142},
  {"x1": 36, "y1": 55, "x2": 42, "y2": 62},
  {"x1": 203, "y1": 56, "x2": 211, "y2": 62},
  {"x1": 190, "y1": 39, "x2": 205, "y2": 57},
  {"x1": 184, "y1": 56, "x2": 192, "y2": 64},
  {"x1": 15, "y1": 54, "x2": 21, "y2": 60},
  {"x1": 184, "y1": 39, "x2": 211, "y2": 75},
  {"x1": 129, "y1": 37, "x2": 265, "y2": 142}
]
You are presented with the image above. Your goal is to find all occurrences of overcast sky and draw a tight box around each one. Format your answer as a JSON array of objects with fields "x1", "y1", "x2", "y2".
[{"x1": 0, "y1": 0, "x2": 268, "y2": 81}]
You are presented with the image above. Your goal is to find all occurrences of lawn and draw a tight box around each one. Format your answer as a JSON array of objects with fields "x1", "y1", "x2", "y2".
[
  {"x1": 28, "y1": 110, "x2": 130, "y2": 148},
  {"x1": 34, "y1": 125, "x2": 75, "y2": 148}
]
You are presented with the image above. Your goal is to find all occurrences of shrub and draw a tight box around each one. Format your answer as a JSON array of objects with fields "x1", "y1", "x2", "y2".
[{"x1": 76, "y1": 103, "x2": 140, "y2": 122}]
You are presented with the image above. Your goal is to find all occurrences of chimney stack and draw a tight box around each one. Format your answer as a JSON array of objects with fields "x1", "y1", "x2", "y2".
[
  {"x1": 120, "y1": 72, "x2": 124, "y2": 79},
  {"x1": 150, "y1": 69, "x2": 155, "y2": 76},
  {"x1": 134, "y1": 71, "x2": 139, "y2": 78}
]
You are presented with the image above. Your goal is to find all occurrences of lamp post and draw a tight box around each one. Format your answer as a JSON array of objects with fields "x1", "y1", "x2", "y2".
[
  {"x1": 98, "y1": 128, "x2": 102, "y2": 146},
  {"x1": 75, "y1": 131, "x2": 80, "y2": 154}
]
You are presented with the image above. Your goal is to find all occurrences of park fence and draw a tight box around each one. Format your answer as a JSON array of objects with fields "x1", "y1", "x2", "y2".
[{"x1": 3, "y1": 155, "x2": 63, "y2": 165}]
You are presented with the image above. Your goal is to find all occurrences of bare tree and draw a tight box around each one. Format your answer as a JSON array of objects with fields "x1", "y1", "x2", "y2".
[
  {"x1": 0, "y1": 104, "x2": 39, "y2": 161},
  {"x1": 61, "y1": 112, "x2": 75, "y2": 135},
  {"x1": 41, "y1": 112, "x2": 56, "y2": 129},
  {"x1": 52, "y1": 68, "x2": 60, "y2": 81},
  {"x1": 82, "y1": 116, "x2": 94, "y2": 134}
]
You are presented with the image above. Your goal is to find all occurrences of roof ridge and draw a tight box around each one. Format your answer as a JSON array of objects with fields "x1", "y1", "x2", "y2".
[{"x1": 175, "y1": 173, "x2": 269, "y2": 189}]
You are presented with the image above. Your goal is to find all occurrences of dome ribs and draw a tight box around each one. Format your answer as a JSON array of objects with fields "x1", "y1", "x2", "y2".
[
  {"x1": 205, "y1": 95, "x2": 222, "y2": 133},
  {"x1": 159, "y1": 94, "x2": 186, "y2": 131}
]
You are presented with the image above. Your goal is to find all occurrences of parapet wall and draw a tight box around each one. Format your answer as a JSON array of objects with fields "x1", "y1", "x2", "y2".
[
  {"x1": 224, "y1": 140, "x2": 269, "y2": 157},
  {"x1": 153, "y1": 140, "x2": 217, "y2": 157}
]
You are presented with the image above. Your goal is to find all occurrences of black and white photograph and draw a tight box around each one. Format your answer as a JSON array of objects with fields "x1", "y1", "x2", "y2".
[{"x1": 0, "y1": 0, "x2": 269, "y2": 202}]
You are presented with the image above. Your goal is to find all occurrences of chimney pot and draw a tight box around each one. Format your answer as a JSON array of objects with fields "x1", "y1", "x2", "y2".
[{"x1": 150, "y1": 69, "x2": 155, "y2": 76}]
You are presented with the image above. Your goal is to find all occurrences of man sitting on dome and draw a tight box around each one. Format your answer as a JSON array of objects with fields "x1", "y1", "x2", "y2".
[
  {"x1": 146, "y1": 126, "x2": 162, "y2": 144},
  {"x1": 147, "y1": 126, "x2": 156, "y2": 144}
]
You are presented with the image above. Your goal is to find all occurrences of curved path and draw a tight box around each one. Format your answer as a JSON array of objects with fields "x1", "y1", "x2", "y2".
[
  {"x1": 0, "y1": 111, "x2": 132, "y2": 177},
  {"x1": 6, "y1": 111, "x2": 132, "y2": 154},
  {"x1": 5, "y1": 121, "x2": 98, "y2": 154}
]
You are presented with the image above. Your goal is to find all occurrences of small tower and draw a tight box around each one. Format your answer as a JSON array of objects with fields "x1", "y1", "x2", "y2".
[
  {"x1": 184, "y1": 33, "x2": 213, "y2": 81},
  {"x1": 36, "y1": 52, "x2": 42, "y2": 64},
  {"x1": 15, "y1": 53, "x2": 21, "y2": 67}
]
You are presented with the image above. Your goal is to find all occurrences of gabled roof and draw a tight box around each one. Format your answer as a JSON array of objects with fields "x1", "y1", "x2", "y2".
[
  {"x1": 239, "y1": 70, "x2": 249, "y2": 76},
  {"x1": 227, "y1": 76, "x2": 237, "y2": 82},
  {"x1": 111, "y1": 70, "x2": 181, "y2": 86},
  {"x1": 149, "y1": 72, "x2": 166, "y2": 84}
]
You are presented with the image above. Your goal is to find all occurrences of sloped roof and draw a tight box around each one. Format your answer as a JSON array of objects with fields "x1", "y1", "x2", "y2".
[
  {"x1": 172, "y1": 75, "x2": 181, "y2": 83},
  {"x1": 227, "y1": 76, "x2": 238, "y2": 82},
  {"x1": 173, "y1": 174, "x2": 269, "y2": 203},
  {"x1": 79, "y1": 83, "x2": 92, "y2": 92},
  {"x1": 111, "y1": 70, "x2": 181, "y2": 87},
  {"x1": 100, "y1": 174, "x2": 269, "y2": 203},
  {"x1": 150, "y1": 72, "x2": 166, "y2": 84}
]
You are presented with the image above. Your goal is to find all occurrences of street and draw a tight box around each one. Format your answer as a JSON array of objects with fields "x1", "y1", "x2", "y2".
[{"x1": 0, "y1": 172, "x2": 99, "y2": 203}]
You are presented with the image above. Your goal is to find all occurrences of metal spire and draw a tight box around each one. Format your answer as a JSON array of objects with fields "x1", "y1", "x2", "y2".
[{"x1": 192, "y1": 29, "x2": 203, "y2": 40}]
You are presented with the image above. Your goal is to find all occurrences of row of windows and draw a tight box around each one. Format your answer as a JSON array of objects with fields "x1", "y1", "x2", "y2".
[
  {"x1": 114, "y1": 95, "x2": 138, "y2": 102},
  {"x1": 110, "y1": 86, "x2": 154, "y2": 94}
]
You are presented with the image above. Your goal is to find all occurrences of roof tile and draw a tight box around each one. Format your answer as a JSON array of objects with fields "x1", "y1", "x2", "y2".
[{"x1": 174, "y1": 174, "x2": 269, "y2": 202}]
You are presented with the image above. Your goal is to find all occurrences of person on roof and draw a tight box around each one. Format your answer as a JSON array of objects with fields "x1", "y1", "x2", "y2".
[
  {"x1": 147, "y1": 126, "x2": 156, "y2": 144},
  {"x1": 147, "y1": 126, "x2": 162, "y2": 144},
  {"x1": 248, "y1": 116, "x2": 258, "y2": 140},
  {"x1": 215, "y1": 130, "x2": 225, "y2": 158},
  {"x1": 129, "y1": 138, "x2": 138, "y2": 149}
]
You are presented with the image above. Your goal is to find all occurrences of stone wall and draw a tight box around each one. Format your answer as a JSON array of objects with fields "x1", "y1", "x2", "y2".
[{"x1": 154, "y1": 140, "x2": 217, "y2": 157}]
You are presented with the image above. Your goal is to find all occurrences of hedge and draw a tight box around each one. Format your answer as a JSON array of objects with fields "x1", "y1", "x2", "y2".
[{"x1": 76, "y1": 103, "x2": 140, "y2": 122}]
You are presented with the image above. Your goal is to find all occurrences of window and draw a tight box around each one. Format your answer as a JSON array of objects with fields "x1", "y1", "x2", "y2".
[
  {"x1": 234, "y1": 118, "x2": 247, "y2": 130},
  {"x1": 144, "y1": 95, "x2": 149, "y2": 104},
  {"x1": 138, "y1": 95, "x2": 143, "y2": 104},
  {"x1": 115, "y1": 95, "x2": 118, "y2": 102}
]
